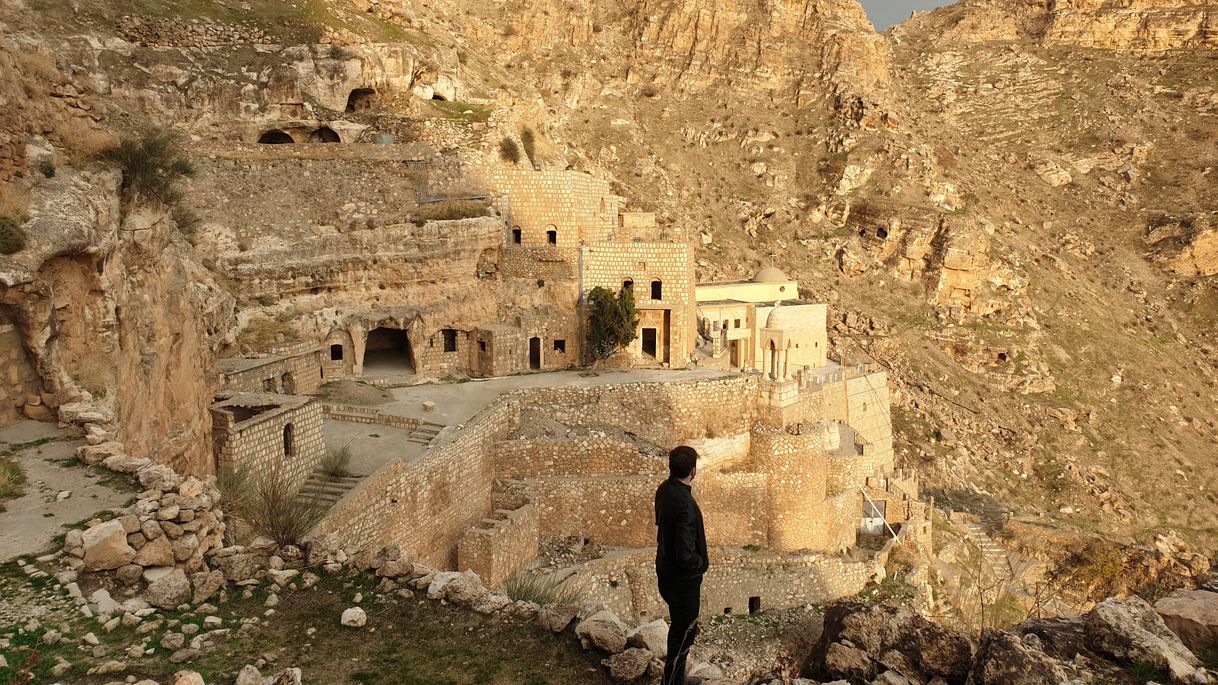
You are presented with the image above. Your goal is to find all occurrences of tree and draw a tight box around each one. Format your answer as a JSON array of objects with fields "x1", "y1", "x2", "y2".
[
  {"x1": 586, "y1": 285, "x2": 639, "y2": 367},
  {"x1": 102, "y1": 129, "x2": 195, "y2": 206}
]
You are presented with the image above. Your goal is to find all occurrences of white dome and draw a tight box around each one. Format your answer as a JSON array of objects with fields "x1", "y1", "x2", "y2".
[
  {"x1": 766, "y1": 305, "x2": 804, "y2": 330},
  {"x1": 752, "y1": 266, "x2": 789, "y2": 283}
]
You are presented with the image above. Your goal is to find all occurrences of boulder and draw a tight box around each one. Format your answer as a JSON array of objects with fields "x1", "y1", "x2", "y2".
[
  {"x1": 427, "y1": 571, "x2": 463, "y2": 599},
  {"x1": 575, "y1": 610, "x2": 629, "y2": 654},
  {"x1": 146, "y1": 568, "x2": 192, "y2": 609},
  {"x1": 1155, "y1": 589, "x2": 1218, "y2": 655},
  {"x1": 190, "y1": 570, "x2": 225, "y2": 605},
  {"x1": 627, "y1": 619, "x2": 669, "y2": 657},
  {"x1": 814, "y1": 601, "x2": 974, "y2": 683},
  {"x1": 538, "y1": 603, "x2": 581, "y2": 633},
  {"x1": 173, "y1": 672, "x2": 205, "y2": 685},
  {"x1": 443, "y1": 571, "x2": 488, "y2": 606},
  {"x1": 341, "y1": 607, "x2": 367, "y2": 627},
  {"x1": 132, "y1": 535, "x2": 174, "y2": 567},
  {"x1": 471, "y1": 593, "x2": 512, "y2": 615},
  {"x1": 235, "y1": 665, "x2": 263, "y2": 685},
  {"x1": 266, "y1": 668, "x2": 304, "y2": 685},
  {"x1": 267, "y1": 568, "x2": 300, "y2": 587},
  {"x1": 212, "y1": 553, "x2": 262, "y2": 582},
  {"x1": 966, "y1": 630, "x2": 1074, "y2": 685},
  {"x1": 1085, "y1": 595, "x2": 1202, "y2": 683},
  {"x1": 116, "y1": 564, "x2": 144, "y2": 586},
  {"x1": 76, "y1": 441, "x2": 125, "y2": 465},
  {"x1": 103, "y1": 454, "x2": 153, "y2": 474},
  {"x1": 137, "y1": 463, "x2": 182, "y2": 492},
  {"x1": 81, "y1": 520, "x2": 137, "y2": 571},
  {"x1": 602, "y1": 647, "x2": 653, "y2": 682}
]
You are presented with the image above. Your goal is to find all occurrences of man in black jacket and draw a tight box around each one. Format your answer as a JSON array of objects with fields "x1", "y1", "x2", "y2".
[{"x1": 655, "y1": 445, "x2": 709, "y2": 685}]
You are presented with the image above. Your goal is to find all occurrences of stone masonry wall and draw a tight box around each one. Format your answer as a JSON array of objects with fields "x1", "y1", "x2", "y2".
[
  {"x1": 491, "y1": 169, "x2": 619, "y2": 246},
  {"x1": 219, "y1": 349, "x2": 323, "y2": 396},
  {"x1": 494, "y1": 437, "x2": 664, "y2": 478},
  {"x1": 498, "y1": 475, "x2": 657, "y2": 547},
  {"x1": 213, "y1": 400, "x2": 325, "y2": 491},
  {"x1": 456, "y1": 503, "x2": 539, "y2": 588},
  {"x1": 314, "y1": 399, "x2": 517, "y2": 568},
  {"x1": 0, "y1": 310, "x2": 42, "y2": 426},
  {"x1": 574, "y1": 548, "x2": 881, "y2": 622},
  {"x1": 499, "y1": 246, "x2": 580, "y2": 281}
]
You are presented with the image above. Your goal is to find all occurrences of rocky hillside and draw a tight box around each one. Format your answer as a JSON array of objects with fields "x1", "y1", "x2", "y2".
[{"x1": 0, "y1": 0, "x2": 1216, "y2": 555}]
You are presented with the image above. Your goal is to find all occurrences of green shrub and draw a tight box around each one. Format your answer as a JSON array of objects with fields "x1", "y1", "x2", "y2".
[
  {"x1": 171, "y1": 205, "x2": 200, "y2": 234},
  {"x1": 502, "y1": 572, "x2": 584, "y2": 606},
  {"x1": 102, "y1": 130, "x2": 195, "y2": 205},
  {"x1": 499, "y1": 137, "x2": 521, "y2": 164},
  {"x1": 586, "y1": 285, "x2": 639, "y2": 366},
  {"x1": 38, "y1": 161, "x2": 55, "y2": 178},
  {"x1": 0, "y1": 216, "x2": 27, "y2": 254},
  {"x1": 320, "y1": 445, "x2": 353, "y2": 478},
  {"x1": 520, "y1": 126, "x2": 536, "y2": 166}
]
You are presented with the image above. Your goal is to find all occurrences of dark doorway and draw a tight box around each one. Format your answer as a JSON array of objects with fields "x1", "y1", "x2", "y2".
[
  {"x1": 529, "y1": 337, "x2": 541, "y2": 370},
  {"x1": 748, "y1": 597, "x2": 761, "y2": 615},
  {"x1": 280, "y1": 372, "x2": 296, "y2": 395},
  {"x1": 364, "y1": 327, "x2": 414, "y2": 374},
  {"x1": 546, "y1": 229, "x2": 557, "y2": 245},
  {"x1": 642, "y1": 328, "x2": 657, "y2": 359},
  {"x1": 330, "y1": 343, "x2": 344, "y2": 361},
  {"x1": 345, "y1": 87, "x2": 377, "y2": 113},
  {"x1": 650, "y1": 280, "x2": 663, "y2": 300},
  {"x1": 309, "y1": 126, "x2": 341, "y2": 143},
  {"x1": 442, "y1": 329, "x2": 458, "y2": 353},
  {"x1": 258, "y1": 130, "x2": 294, "y2": 144},
  {"x1": 512, "y1": 228, "x2": 522, "y2": 244}
]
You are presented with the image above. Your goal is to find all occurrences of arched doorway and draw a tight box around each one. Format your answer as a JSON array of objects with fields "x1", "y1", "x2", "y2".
[
  {"x1": 345, "y1": 88, "x2": 377, "y2": 113},
  {"x1": 309, "y1": 126, "x2": 341, "y2": 143},
  {"x1": 364, "y1": 327, "x2": 414, "y2": 375},
  {"x1": 283, "y1": 423, "x2": 295, "y2": 458},
  {"x1": 258, "y1": 130, "x2": 294, "y2": 144},
  {"x1": 529, "y1": 337, "x2": 541, "y2": 370}
]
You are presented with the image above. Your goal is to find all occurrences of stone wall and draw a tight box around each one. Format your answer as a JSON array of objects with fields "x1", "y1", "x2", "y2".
[
  {"x1": 211, "y1": 394, "x2": 326, "y2": 491},
  {"x1": 582, "y1": 241, "x2": 696, "y2": 366},
  {"x1": 0, "y1": 308, "x2": 43, "y2": 425},
  {"x1": 510, "y1": 375, "x2": 757, "y2": 451},
  {"x1": 498, "y1": 475, "x2": 658, "y2": 547},
  {"x1": 322, "y1": 403, "x2": 427, "y2": 431},
  {"x1": 314, "y1": 399, "x2": 517, "y2": 568},
  {"x1": 490, "y1": 169, "x2": 620, "y2": 246},
  {"x1": 499, "y1": 245, "x2": 580, "y2": 281},
  {"x1": 573, "y1": 548, "x2": 881, "y2": 622},
  {"x1": 456, "y1": 503, "x2": 539, "y2": 587},
  {"x1": 494, "y1": 437, "x2": 664, "y2": 478},
  {"x1": 217, "y1": 346, "x2": 323, "y2": 396}
]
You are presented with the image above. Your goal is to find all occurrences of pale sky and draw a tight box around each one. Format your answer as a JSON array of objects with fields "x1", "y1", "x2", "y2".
[{"x1": 860, "y1": 0, "x2": 958, "y2": 30}]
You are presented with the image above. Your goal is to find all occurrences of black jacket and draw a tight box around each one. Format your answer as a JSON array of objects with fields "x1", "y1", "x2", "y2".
[{"x1": 655, "y1": 476, "x2": 709, "y2": 580}]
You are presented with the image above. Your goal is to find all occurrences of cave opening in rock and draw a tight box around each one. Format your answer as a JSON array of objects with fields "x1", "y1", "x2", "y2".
[
  {"x1": 309, "y1": 126, "x2": 341, "y2": 143},
  {"x1": 364, "y1": 327, "x2": 414, "y2": 375},
  {"x1": 345, "y1": 87, "x2": 377, "y2": 113},
  {"x1": 258, "y1": 130, "x2": 295, "y2": 144}
]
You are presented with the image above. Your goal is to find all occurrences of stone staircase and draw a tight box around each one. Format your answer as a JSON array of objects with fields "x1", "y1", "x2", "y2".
[
  {"x1": 297, "y1": 473, "x2": 365, "y2": 509},
  {"x1": 960, "y1": 521, "x2": 1017, "y2": 581},
  {"x1": 408, "y1": 422, "x2": 443, "y2": 445}
]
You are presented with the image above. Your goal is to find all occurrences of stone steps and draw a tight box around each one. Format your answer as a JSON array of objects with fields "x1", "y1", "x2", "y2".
[{"x1": 298, "y1": 473, "x2": 364, "y2": 508}]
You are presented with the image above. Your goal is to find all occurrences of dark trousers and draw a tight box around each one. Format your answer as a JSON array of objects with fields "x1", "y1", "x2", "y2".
[{"x1": 658, "y1": 575, "x2": 702, "y2": 685}]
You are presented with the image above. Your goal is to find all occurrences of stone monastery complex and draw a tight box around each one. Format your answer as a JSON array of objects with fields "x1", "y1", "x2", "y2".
[{"x1": 206, "y1": 167, "x2": 930, "y2": 620}]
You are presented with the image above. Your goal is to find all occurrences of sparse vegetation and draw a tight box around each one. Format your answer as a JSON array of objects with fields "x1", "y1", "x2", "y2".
[
  {"x1": 410, "y1": 198, "x2": 490, "y2": 225},
  {"x1": 502, "y1": 572, "x2": 585, "y2": 606},
  {"x1": 102, "y1": 129, "x2": 196, "y2": 205},
  {"x1": 586, "y1": 285, "x2": 639, "y2": 366},
  {"x1": 520, "y1": 126, "x2": 537, "y2": 166},
  {"x1": 171, "y1": 205, "x2": 201, "y2": 234},
  {"x1": 56, "y1": 119, "x2": 120, "y2": 166},
  {"x1": 38, "y1": 160, "x2": 55, "y2": 178},
  {"x1": 320, "y1": 445, "x2": 353, "y2": 478},
  {"x1": 237, "y1": 316, "x2": 304, "y2": 352},
  {"x1": 242, "y1": 467, "x2": 328, "y2": 547},
  {"x1": 499, "y1": 136, "x2": 522, "y2": 164},
  {"x1": 0, "y1": 215, "x2": 28, "y2": 255},
  {"x1": 0, "y1": 458, "x2": 26, "y2": 511}
]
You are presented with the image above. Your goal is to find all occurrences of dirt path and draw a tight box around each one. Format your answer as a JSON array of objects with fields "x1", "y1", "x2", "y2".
[{"x1": 0, "y1": 420, "x2": 133, "y2": 562}]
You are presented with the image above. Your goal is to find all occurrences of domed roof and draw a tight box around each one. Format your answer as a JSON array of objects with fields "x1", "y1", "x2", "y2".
[
  {"x1": 752, "y1": 266, "x2": 789, "y2": 283},
  {"x1": 766, "y1": 305, "x2": 804, "y2": 331}
]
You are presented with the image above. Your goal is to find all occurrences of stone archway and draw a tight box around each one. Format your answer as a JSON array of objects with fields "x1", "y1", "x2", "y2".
[
  {"x1": 258, "y1": 130, "x2": 295, "y2": 144},
  {"x1": 309, "y1": 127, "x2": 341, "y2": 143},
  {"x1": 345, "y1": 88, "x2": 378, "y2": 113},
  {"x1": 363, "y1": 327, "x2": 414, "y2": 375}
]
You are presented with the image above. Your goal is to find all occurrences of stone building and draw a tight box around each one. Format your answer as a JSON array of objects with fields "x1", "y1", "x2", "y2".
[
  {"x1": 217, "y1": 342, "x2": 324, "y2": 395},
  {"x1": 210, "y1": 392, "x2": 326, "y2": 491}
]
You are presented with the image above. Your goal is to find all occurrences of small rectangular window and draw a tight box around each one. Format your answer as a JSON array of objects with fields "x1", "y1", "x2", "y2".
[
  {"x1": 478, "y1": 340, "x2": 487, "y2": 352},
  {"x1": 329, "y1": 343, "x2": 344, "y2": 361},
  {"x1": 650, "y1": 280, "x2": 662, "y2": 300},
  {"x1": 512, "y1": 228, "x2": 522, "y2": 244},
  {"x1": 553, "y1": 339, "x2": 566, "y2": 353},
  {"x1": 442, "y1": 329, "x2": 458, "y2": 352},
  {"x1": 734, "y1": 319, "x2": 741, "y2": 328}
]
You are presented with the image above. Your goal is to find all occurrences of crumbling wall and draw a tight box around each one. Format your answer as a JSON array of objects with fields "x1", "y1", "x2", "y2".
[
  {"x1": 457, "y1": 503, "x2": 539, "y2": 587},
  {"x1": 0, "y1": 307, "x2": 43, "y2": 425}
]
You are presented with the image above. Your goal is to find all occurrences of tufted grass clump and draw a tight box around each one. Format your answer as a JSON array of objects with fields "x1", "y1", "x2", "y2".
[
  {"x1": 243, "y1": 467, "x2": 328, "y2": 548},
  {"x1": 0, "y1": 215, "x2": 27, "y2": 255},
  {"x1": 411, "y1": 198, "x2": 491, "y2": 225},
  {"x1": 102, "y1": 130, "x2": 195, "y2": 205},
  {"x1": 499, "y1": 136, "x2": 521, "y2": 164},
  {"x1": 320, "y1": 445, "x2": 353, "y2": 478},
  {"x1": 502, "y1": 572, "x2": 585, "y2": 606}
]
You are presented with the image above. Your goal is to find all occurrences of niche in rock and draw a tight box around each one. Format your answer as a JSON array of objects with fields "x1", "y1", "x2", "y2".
[
  {"x1": 346, "y1": 88, "x2": 378, "y2": 113},
  {"x1": 309, "y1": 127, "x2": 341, "y2": 143},
  {"x1": 258, "y1": 130, "x2": 295, "y2": 144}
]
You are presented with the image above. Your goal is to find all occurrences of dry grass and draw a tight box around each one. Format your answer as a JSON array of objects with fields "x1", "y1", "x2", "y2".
[
  {"x1": 237, "y1": 316, "x2": 304, "y2": 352},
  {"x1": 320, "y1": 445, "x2": 353, "y2": 478},
  {"x1": 57, "y1": 118, "x2": 120, "y2": 167},
  {"x1": 502, "y1": 572, "x2": 585, "y2": 605},
  {"x1": 0, "y1": 184, "x2": 30, "y2": 222},
  {"x1": 0, "y1": 457, "x2": 27, "y2": 510},
  {"x1": 244, "y1": 467, "x2": 328, "y2": 547},
  {"x1": 410, "y1": 199, "x2": 490, "y2": 225}
]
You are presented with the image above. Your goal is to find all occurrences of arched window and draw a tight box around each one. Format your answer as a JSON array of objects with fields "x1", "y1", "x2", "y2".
[
  {"x1": 546, "y1": 226, "x2": 557, "y2": 244},
  {"x1": 622, "y1": 279, "x2": 634, "y2": 294},
  {"x1": 283, "y1": 423, "x2": 295, "y2": 458},
  {"x1": 512, "y1": 227, "x2": 522, "y2": 244}
]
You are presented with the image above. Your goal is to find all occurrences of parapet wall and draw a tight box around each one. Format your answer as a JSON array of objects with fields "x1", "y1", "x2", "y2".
[
  {"x1": 315, "y1": 399, "x2": 517, "y2": 568},
  {"x1": 574, "y1": 548, "x2": 881, "y2": 622},
  {"x1": 494, "y1": 437, "x2": 663, "y2": 478},
  {"x1": 457, "y1": 503, "x2": 539, "y2": 588}
]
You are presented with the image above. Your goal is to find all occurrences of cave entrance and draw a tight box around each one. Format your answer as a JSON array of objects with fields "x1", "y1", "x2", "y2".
[
  {"x1": 364, "y1": 327, "x2": 415, "y2": 377},
  {"x1": 258, "y1": 130, "x2": 295, "y2": 144},
  {"x1": 345, "y1": 87, "x2": 377, "y2": 113},
  {"x1": 431, "y1": 93, "x2": 447, "y2": 101},
  {"x1": 309, "y1": 126, "x2": 341, "y2": 143},
  {"x1": 641, "y1": 328, "x2": 657, "y2": 360}
]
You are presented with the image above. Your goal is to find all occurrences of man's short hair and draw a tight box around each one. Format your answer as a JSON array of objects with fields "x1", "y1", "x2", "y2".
[{"x1": 669, "y1": 445, "x2": 699, "y2": 478}]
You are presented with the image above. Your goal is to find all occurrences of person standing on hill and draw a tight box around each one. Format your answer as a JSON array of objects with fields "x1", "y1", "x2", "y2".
[{"x1": 654, "y1": 445, "x2": 709, "y2": 685}]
